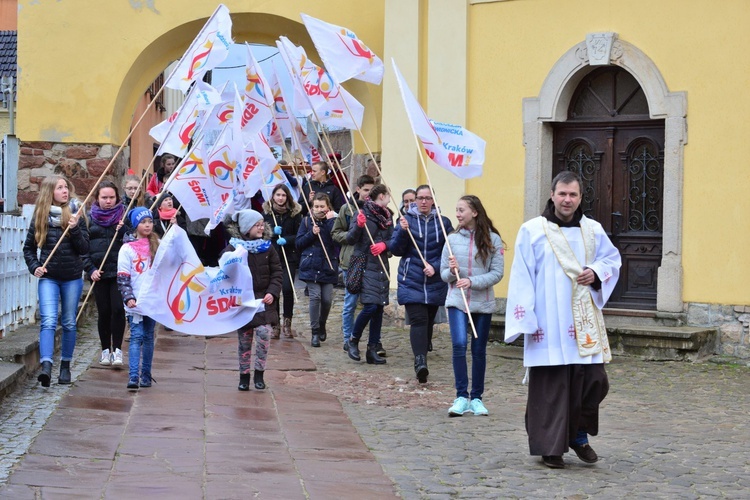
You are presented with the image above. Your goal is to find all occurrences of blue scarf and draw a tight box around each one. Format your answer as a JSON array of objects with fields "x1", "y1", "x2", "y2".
[{"x1": 230, "y1": 237, "x2": 271, "y2": 254}]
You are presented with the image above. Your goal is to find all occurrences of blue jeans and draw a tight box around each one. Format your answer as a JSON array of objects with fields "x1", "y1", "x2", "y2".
[
  {"x1": 341, "y1": 270, "x2": 359, "y2": 342},
  {"x1": 127, "y1": 315, "x2": 156, "y2": 380},
  {"x1": 38, "y1": 277, "x2": 83, "y2": 363},
  {"x1": 448, "y1": 307, "x2": 491, "y2": 400},
  {"x1": 352, "y1": 303, "x2": 383, "y2": 347}
]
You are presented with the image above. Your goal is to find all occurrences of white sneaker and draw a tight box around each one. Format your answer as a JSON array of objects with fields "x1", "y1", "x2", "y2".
[
  {"x1": 112, "y1": 348, "x2": 123, "y2": 367},
  {"x1": 99, "y1": 349, "x2": 111, "y2": 366}
]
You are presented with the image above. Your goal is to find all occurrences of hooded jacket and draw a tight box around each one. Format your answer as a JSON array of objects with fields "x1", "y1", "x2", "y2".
[
  {"x1": 390, "y1": 205, "x2": 453, "y2": 306},
  {"x1": 23, "y1": 199, "x2": 90, "y2": 282},
  {"x1": 331, "y1": 196, "x2": 364, "y2": 269},
  {"x1": 262, "y1": 199, "x2": 303, "y2": 268},
  {"x1": 346, "y1": 203, "x2": 393, "y2": 306},
  {"x1": 222, "y1": 217, "x2": 283, "y2": 328},
  {"x1": 299, "y1": 178, "x2": 345, "y2": 215},
  {"x1": 296, "y1": 215, "x2": 339, "y2": 284},
  {"x1": 440, "y1": 227, "x2": 504, "y2": 314}
]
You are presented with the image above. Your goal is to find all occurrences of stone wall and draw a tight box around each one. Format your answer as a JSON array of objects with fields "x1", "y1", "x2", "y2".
[
  {"x1": 17, "y1": 142, "x2": 130, "y2": 205},
  {"x1": 687, "y1": 303, "x2": 750, "y2": 358}
]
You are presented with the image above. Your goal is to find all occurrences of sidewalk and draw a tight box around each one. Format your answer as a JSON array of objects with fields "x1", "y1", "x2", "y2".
[
  {"x1": 3, "y1": 284, "x2": 750, "y2": 498},
  {"x1": 0, "y1": 327, "x2": 397, "y2": 498}
]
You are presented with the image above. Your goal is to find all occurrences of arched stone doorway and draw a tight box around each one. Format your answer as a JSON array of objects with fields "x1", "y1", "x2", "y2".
[
  {"x1": 553, "y1": 67, "x2": 664, "y2": 309},
  {"x1": 522, "y1": 34, "x2": 686, "y2": 312}
]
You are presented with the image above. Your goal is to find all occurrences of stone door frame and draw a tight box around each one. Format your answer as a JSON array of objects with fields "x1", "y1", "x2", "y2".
[{"x1": 522, "y1": 33, "x2": 686, "y2": 312}]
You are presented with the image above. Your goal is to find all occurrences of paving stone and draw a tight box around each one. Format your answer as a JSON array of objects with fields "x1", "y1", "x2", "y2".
[{"x1": 1, "y1": 285, "x2": 749, "y2": 497}]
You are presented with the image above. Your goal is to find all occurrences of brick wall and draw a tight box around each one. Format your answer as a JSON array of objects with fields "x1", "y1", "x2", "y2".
[{"x1": 17, "y1": 142, "x2": 130, "y2": 205}]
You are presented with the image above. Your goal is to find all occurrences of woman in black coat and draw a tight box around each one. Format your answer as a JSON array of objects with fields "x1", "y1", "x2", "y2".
[
  {"x1": 262, "y1": 183, "x2": 302, "y2": 339},
  {"x1": 346, "y1": 184, "x2": 393, "y2": 365},
  {"x1": 23, "y1": 175, "x2": 89, "y2": 387},
  {"x1": 82, "y1": 180, "x2": 127, "y2": 368}
]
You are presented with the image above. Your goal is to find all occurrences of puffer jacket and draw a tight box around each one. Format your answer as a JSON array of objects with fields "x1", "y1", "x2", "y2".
[
  {"x1": 296, "y1": 216, "x2": 339, "y2": 284},
  {"x1": 440, "y1": 227, "x2": 504, "y2": 314},
  {"x1": 23, "y1": 200, "x2": 90, "y2": 282},
  {"x1": 262, "y1": 199, "x2": 303, "y2": 268},
  {"x1": 331, "y1": 197, "x2": 364, "y2": 269},
  {"x1": 390, "y1": 205, "x2": 453, "y2": 306},
  {"x1": 223, "y1": 218, "x2": 283, "y2": 328},
  {"x1": 299, "y1": 178, "x2": 345, "y2": 214},
  {"x1": 346, "y1": 203, "x2": 394, "y2": 306},
  {"x1": 82, "y1": 213, "x2": 126, "y2": 280}
]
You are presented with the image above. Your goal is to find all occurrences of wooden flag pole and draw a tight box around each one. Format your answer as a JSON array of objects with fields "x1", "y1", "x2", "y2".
[
  {"x1": 279, "y1": 117, "x2": 334, "y2": 271},
  {"x1": 407, "y1": 129, "x2": 478, "y2": 339},
  {"x1": 338, "y1": 93, "x2": 429, "y2": 268},
  {"x1": 42, "y1": 84, "x2": 168, "y2": 269},
  {"x1": 75, "y1": 160, "x2": 154, "y2": 322}
]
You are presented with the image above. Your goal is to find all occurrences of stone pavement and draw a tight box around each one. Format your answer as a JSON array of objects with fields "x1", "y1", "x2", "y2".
[{"x1": 1, "y1": 284, "x2": 750, "y2": 498}]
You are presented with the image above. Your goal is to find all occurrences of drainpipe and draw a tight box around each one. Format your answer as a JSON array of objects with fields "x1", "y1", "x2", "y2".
[{"x1": 1, "y1": 76, "x2": 14, "y2": 135}]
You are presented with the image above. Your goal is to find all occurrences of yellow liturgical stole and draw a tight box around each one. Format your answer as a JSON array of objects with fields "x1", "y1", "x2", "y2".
[{"x1": 542, "y1": 217, "x2": 612, "y2": 363}]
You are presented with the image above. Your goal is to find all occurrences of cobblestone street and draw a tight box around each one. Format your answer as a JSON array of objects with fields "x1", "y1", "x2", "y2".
[
  {"x1": 300, "y1": 287, "x2": 750, "y2": 499},
  {"x1": 1, "y1": 284, "x2": 749, "y2": 498}
]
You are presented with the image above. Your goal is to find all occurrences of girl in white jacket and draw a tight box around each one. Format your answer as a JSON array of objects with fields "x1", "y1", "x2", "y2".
[
  {"x1": 117, "y1": 207, "x2": 160, "y2": 391},
  {"x1": 440, "y1": 195, "x2": 504, "y2": 417}
]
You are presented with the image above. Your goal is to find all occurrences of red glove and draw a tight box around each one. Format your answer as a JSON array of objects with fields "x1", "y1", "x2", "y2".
[
  {"x1": 370, "y1": 242, "x2": 387, "y2": 256},
  {"x1": 356, "y1": 211, "x2": 366, "y2": 228}
]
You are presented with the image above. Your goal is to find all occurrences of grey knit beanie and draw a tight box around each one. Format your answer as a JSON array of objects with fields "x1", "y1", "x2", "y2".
[{"x1": 233, "y1": 209, "x2": 263, "y2": 235}]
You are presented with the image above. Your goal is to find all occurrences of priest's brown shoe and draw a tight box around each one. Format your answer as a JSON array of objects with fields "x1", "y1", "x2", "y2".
[
  {"x1": 542, "y1": 455, "x2": 565, "y2": 469},
  {"x1": 569, "y1": 443, "x2": 598, "y2": 463}
]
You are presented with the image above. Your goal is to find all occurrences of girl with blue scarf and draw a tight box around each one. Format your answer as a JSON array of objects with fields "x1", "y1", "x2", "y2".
[{"x1": 223, "y1": 209, "x2": 283, "y2": 391}]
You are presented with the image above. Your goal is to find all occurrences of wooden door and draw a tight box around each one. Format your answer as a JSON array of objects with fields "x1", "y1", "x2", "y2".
[{"x1": 551, "y1": 67, "x2": 665, "y2": 309}]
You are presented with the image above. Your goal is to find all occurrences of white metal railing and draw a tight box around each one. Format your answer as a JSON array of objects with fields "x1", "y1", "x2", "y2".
[{"x1": 0, "y1": 212, "x2": 37, "y2": 337}]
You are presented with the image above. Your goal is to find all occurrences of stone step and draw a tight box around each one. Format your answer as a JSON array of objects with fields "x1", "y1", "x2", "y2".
[
  {"x1": 608, "y1": 325, "x2": 717, "y2": 361},
  {"x1": 489, "y1": 315, "x2": 718, "y2": 361}
]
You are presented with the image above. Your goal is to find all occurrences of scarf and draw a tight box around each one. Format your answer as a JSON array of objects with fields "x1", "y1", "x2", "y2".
[
  {"x1": 48, "y1": 206, "x2": 63, "y2": 228},
  {"x1": 542, "y1": 217, "x2": 612, "y2": 363},
  {"x1": 91, "y1": 202, "x2": 125, "y2": 227},
  {"x1": 129, "y1": 237, "x2": 152, "y2": 261},
  {"x1": 230, "y1": 237, "x2": 272, "y2": 254},
  {"x1": 158, "y1": 207, "x2": 177, "y2": 221},
  {"x1": 273, "y1": 203, "x2": 288, "y2": 215},
  {"x1": 48, "y1": 199, "x2": 80, "y2": 228},
  {"x1": 364, "y1": 200, "x2": 393, "y2": 230}
]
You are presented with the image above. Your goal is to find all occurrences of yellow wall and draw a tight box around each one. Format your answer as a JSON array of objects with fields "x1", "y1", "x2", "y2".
[
  {"x1": 16, "y1": 0, "x2": 383, "y2": 148},
  {"x1": 16, "y1": 0, "x2": 750, "y2": 306},
  {"x1": 0, "y1": 111, "x2": 8, "y2": 136},
  {"x1": 466, "y1": 0, "x2": 750, "y2": 305}
]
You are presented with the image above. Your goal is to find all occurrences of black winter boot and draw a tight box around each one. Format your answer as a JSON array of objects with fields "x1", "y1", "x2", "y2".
[
  {"x1": 254, "y1": 369, "x2": 266, "y2": 390},
  {"x1": 347, "y1": 337, "x2": 361, "y2": 361},
  {"x1": 38, "y1": 361, "x2": 52, "y2": 387},
  {"x1": 319, "y1": 325, "x2": 327, "y2": 342},
  {"x1": 58, "y1": 360, "x2": 71, "y2": 385},
  {"x1": 311, "y1": 329, "x2": 321, "y2": 347},
  {"x1": 366, "y1": 345, "x2": 387, "y2": 365},
  {"x1": 238, "y1": 373, "x2": 250, "y2": 391},
  {"x1": 414, "y1": 355, "x2": 429, "y2": 383}
]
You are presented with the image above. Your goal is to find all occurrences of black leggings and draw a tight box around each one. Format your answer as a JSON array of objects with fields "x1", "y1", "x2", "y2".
[
  {"x1": 93, "y1": 277, "x2": 125, "y2": 351},
  {"x1": 405, "y1": 304, "x2": 439, "y2": 357}
]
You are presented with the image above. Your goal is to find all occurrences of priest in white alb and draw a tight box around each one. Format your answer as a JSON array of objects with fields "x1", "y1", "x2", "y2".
[{"x1": 504, "y1": 171, "x2": 621, "y2": 469}]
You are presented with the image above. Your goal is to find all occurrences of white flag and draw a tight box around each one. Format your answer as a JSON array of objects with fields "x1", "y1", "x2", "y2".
[
  {"x1": 277, "y1": 36, "x2": 364, "y2": 130},
  {"x1": 165, "y1": 4, "x2": 233, "y2": 93},
  {"x1": 150, "y1": 81, "x2": 220, "y2": 152},
  {"x1": 132, "y1": 226, "x2": 264, "y2": 335},
  {"x1": 300, "y1": 13, "x2": 384, "y2": 85},
  {"x1": 164, "y1": 137, "x2": 214, "y2": 221},
  {"x1": 239, "y1": 44, "x2": 274, "y2": 138},
  {"x1": 392, "y1": 59, "x2": 485, "y2": 179}
]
